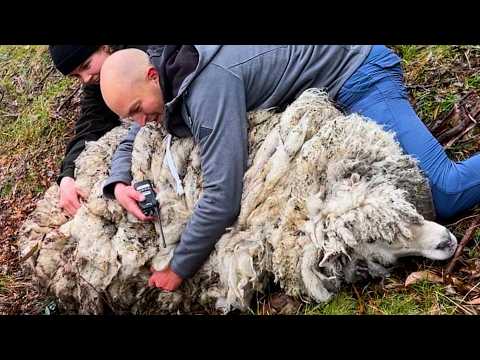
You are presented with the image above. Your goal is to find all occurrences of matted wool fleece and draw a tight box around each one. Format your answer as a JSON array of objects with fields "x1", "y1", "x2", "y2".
[{"x1": 17, "y1": 89, "x2": 435, "y2": 314}]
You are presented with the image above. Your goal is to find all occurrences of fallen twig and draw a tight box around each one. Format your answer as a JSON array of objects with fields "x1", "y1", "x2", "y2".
[
  {"x1": 407, "y1": 84, "x2": 436, "y2": 91},
  {"x1": 444, "y1": 122, "x2": 477, "y2": 149},
  {"x1": 467, "y1": 297, "x2": 480, "y2": 305},
  {"x1": 460, "y1": 90, "x2": 478, "y2": 104},
  {"x1": 34, "y1": 66, "x2": 55, "y2": 92},
  {"x1": 431, "y1": 104, "x2": 460, "y2": 135},
  {"x1": 446, "y1": 214, "x2": 480, "y2": 227},
  {"x1": 431, "y1": 92, "x2": 478, "y2": 136},
  {"x1": 56, "y1": 85, "x2": 81, "y2": 113},
  {"x1": 464, "y1": 50, "x2": 472, "y2": 70},
  {"x1": 459, "y1": 280, "x2": 480, "y2": 304},
  {"x1": 455, "y1": 132, "x2": 480, "y2": 146},
  {"x1": 436, "y1": 290, "x2": 476, "y2": 315},
  {"x1": 352, "y1": 284, "x2": 366, "y2": 315},
  {"x1": 438, "y1": 105, "x2": 473, "y2": 144},
  {"x1": 0, "y1": 112, "x2": 19, "y2": 118},
  {"x1": 446, "y1": 215, "x2": 480, "y2": 275}
]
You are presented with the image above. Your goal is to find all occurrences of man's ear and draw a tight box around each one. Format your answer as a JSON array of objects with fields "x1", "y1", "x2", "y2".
[{"x1": 146, "y1": 67, "x2": 158, "y2": 81}]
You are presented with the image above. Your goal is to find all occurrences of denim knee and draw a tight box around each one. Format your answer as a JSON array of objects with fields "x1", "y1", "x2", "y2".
[
  {"x1": 434, "y1": 203, "x2": 458, "y2": 220},
  {"x1": 431, "y1": 183, "x2": 472, "y2": 219}
]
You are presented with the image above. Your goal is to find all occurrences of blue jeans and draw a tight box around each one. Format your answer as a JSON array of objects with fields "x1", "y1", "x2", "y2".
[{"x1": 336, "y1": 45, "x2": 480, "y2": 220}]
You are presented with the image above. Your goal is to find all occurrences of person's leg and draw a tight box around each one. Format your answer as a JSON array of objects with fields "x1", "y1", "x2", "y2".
[
  {"x1": 350, "y1": 94, "x2": 480, "y2": 219},
  {"x1": 336, "y1": 46, "x2": 480, "y2": 219}
]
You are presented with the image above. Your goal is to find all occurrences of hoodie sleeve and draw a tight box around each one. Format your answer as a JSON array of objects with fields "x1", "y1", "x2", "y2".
[
  {"x1": 57, "y1": 84, "x2": 121, "y2": 184},
  {"x1": 102, "y1": 122, "x2": 141, "y2": 199},
  {"x1": 170, "y1": 66, "x2": 248, "y2": 279}
]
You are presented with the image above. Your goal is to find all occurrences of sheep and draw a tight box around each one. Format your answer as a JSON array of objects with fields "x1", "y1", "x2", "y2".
[{"x1": 17, "y1": 89, "x2": 457, "y2": 314}]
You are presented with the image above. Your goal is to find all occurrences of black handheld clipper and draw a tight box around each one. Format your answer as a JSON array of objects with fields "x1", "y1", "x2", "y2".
[{"x1": 134, "y1": 180, "x2": 167, "y2": 248}]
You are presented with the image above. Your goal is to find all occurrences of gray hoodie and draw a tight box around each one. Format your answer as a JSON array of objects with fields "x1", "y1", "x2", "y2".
[{"x1": 103, "y1": 45, "x2": 372, "y2": 279}]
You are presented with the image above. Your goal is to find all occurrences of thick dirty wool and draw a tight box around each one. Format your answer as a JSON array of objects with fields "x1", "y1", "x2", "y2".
[{"x1": 18, "y1": 89, "x2": 435, "y2": 313}]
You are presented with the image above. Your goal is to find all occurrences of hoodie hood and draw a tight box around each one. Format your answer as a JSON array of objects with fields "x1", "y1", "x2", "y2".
[{"x1": 148, "y1": 45, "x2": 222, "y2": 137}]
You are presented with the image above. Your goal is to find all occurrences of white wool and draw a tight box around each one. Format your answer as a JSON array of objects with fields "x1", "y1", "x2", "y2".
[{"x1": 18, "y1": 89, "x2": 439, "y2": 314}]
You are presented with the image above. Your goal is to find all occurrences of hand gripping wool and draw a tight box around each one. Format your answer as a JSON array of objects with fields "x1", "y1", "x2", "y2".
[{"x1": 18, "y1": 89, "x2": 456, "y2": 314}]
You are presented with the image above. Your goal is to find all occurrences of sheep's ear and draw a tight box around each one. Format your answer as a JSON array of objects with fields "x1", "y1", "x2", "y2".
[
  {"x1": 342, "y1": 256, "x2": 372, "y2": 284},
  {"x1": 343, "y1": 255, "x2": 392, "y2": 284}
]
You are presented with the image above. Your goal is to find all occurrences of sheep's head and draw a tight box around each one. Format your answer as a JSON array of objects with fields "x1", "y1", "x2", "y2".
[
  {"x1": 299, "y1": 219, "x2": 457, "y2": 303},
  {"x1": 368, "y1": 220, "x2": 457, "y2": 262}
]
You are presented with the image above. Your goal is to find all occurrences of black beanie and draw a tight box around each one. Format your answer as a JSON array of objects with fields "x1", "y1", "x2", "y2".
[{"x1": 48, "y1": 45, "x2": 101, "y2": 75}]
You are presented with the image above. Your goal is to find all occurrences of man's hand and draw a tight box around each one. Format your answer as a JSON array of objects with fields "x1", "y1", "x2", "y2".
[
  {"x1": 148, "y1": 266, "x2": 183, "y2": 291},
  {"x1": 59, "y1": 177, "x2": 88, "y2": 216},
  {"x1": 114, "y1": 182, "x2": 154, "y2": 221}
]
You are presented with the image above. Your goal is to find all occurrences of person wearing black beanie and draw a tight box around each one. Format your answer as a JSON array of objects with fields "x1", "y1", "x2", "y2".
[
  {"x1": 47, "y1": 44, "x2": 164, "y2": 216},
  {"x1": 49, "y1": 45, "x2": 102, "y2": 76}
]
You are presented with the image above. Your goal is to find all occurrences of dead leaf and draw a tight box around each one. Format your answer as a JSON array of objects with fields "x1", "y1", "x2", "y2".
[
  {"x1": 448, "y1": 276, "x2": 480, "y2": 295},
  {"x1": 405, "y1": 270, "x2": 444, "y2": 287},
  {"x1": 467, "y1": 297, "x2": 480, "y2": 305},
  {"x1": 269, "y1": 292, "x2": 289, "y2": 310},
  {"x1": 266, "y1": 293, "x2": 301, "y2": 315}
]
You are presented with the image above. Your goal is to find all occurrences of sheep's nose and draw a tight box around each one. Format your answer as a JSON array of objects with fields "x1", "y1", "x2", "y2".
[
  {"x1": 435, "y1": 239, "x2": 451, "y2": 250},
  {"x1": 436, "y1": 230, "x2": 454, "y2": 250},
  {"x1": 437, "y1": 228, "x2": 457, "y2": 250}
]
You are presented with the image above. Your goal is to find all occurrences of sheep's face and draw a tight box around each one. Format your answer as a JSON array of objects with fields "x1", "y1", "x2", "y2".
[
  {"x1": 357, "y1": 220, "x2": 457, "y2": 265},
  {"x1": 306, "y1": 220, "x2": 457, "y2": 300},
  {"x1": 392, "y1": 220, "x2": 457, "y2": 261}
]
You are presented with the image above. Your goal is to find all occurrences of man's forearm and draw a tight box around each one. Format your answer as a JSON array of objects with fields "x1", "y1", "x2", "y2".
[
  {"x1": 102, "y1": 123, "x2": 141, "y2": 199},
  {"x1": 171, "y1": 188, "x2": 242, "y2": 279}
]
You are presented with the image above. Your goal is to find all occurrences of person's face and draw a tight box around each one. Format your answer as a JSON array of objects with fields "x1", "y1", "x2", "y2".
[
  {"x1": 69, "y1": 46, "x2": 111, "y2": 85},
  {"x1": 120, "y1": 68, "x2": 165, "y2": 126}
]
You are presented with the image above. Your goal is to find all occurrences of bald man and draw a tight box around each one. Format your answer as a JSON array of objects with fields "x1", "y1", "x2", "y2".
[
  {"x1": 101, "y1": 49, "x2": 165, "y2": 127},
  {"x1": 101, "y1": 45, "x2": 480, "y2": 293}
]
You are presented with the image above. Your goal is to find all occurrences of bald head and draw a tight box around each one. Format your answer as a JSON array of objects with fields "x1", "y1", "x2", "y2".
[{"x1": 100, "y1": 48, "x2": 161, "y2": 119}]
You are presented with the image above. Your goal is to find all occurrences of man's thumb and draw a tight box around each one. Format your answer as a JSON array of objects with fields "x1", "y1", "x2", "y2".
[{"x1": 75, "y1": 186, "x2": 88, "y2": 200}]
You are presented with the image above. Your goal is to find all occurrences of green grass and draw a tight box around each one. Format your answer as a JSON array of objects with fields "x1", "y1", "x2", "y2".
[
  {"x1": 393, "y1": 45, "x2": 457, "y2": 67},
  {"x1": 0, "y1": 45, "x2": 78, "y2": 203},
  {"x1": 393, "y1": 46, "x2": 468, "y2": 126},
  {"x1": 368, "y1": 292, "x2": 420, "y2": 315},
  {"x1": 303, "y1": 291, "x2": 358, "y2": 315},
  {"x1": 368, "y1": 282, "x2": 455, "y2": 315},
  {"x1": 301, "y1": 279, "x2": 457, "y2": 315},
  {"x1": 465, "y1": 73, "x2": 480, "y2": 90},
  {"x1": 467, "y1": 235, "x2": 480, "y2": 258},
  {"x1": 0, "y1": 274, "x2": 13, "y2": 294},
  {"x1": 414, "y1": 91, "x2": 459, "y2": 126},
  {"x1": 393, "y1": 45, "x2": 422, "y2": 65},
  {"x1": 0, "y1": 181, "x2": 13, "y2": 197},
  {"x1": 0, "y1": 46, "x2": 75, "y2": 155}
]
